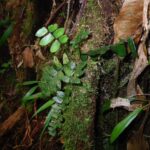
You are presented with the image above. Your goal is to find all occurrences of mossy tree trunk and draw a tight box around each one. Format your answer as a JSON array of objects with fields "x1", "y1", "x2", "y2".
[{"x1": 0, "y1": 0, "x2": 119, "y2": 149}]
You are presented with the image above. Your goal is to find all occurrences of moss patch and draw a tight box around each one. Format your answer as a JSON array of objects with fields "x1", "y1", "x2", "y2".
[
  {"x1": 61, "y1": 0, "x2": 104, "y2": 149},
  {"x1": 22, "y1": 1, "x2": 35, "y2": 39},
  {"x1": 61, "y1": 57, "x2": 98, "y2": 150},
  {"x1": 62, "y1": 82, "x2": 95, "y2": 150},
  {"x1": 78, "y1": 0, "x2": 104, "y2": 52}
]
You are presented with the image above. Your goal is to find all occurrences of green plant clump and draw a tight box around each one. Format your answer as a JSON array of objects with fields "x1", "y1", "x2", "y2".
[
  {"x1": 23, "y1": 23, "x2": 140, "y2": 147},
  {"x1": 35, "y1": 24, "x2": 68, "y2": 53},
  {"x1": 22, "y1": 52, "x2": 87, "y2": 137}
]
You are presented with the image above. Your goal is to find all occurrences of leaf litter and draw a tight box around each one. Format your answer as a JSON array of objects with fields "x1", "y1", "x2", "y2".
[
  {"x1": 113, "y1": 0, "x2": 150, "y2": 148},
  {"x1": 114, "y1": 0, "x2": 149, "y2": 105}
]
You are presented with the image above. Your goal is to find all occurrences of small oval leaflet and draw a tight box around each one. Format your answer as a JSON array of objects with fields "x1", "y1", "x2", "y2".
[
  {"x1": 56, "y1": 80, "x2": 62, "y2": 89},
  {"x1": 48, "y1": 24, "x2": 58, "y2": 32},
  {"x1": 53, "y1": 28, "x2": 65, "y2": 38},
  {"x1": 49, "y1": 67, "x2": 58, "y2": 77},
  {"x1": 63, "y1": 65, "x2": 74, "y2": 77},
  {"x1": 59, "y1": 35, "x2": 68, "y2": 44},
  {"x1": 35, "y1": 27, "x2": 48, "y2": 37},
  {"x1": 39, "y1": 33, "x2": 54, "y2": 46},
  {"x1": 50, "y1": 40, "x2": 61, "y2": 53},
  {"x1": 63, "y1": 53, "x2": 69, "y2": 64},
  {"x1": 61, "y1": 76, "x2": 70, "y2": 83},
  {"x1": 57, "y1": 91, "x2": 65, "y2": 98},
  {"x1": 53, "y1": 96, "x2": 63, "y2": 104},
  {"x1": 70, "y1": 77, "x2": 81, "y2": 84},
  {"x1": 53, "y1": 56, "x2": 62, "y2": 69},
  {"x1": 70, "y1": 61, "x2": 76, "y2": 70}
]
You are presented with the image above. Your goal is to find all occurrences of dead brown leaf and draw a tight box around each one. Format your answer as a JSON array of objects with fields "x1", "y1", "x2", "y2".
[
  {"x1": 113, "y1": 0, "x2": 143, "y2": 43},
  {"x1": 114, "y1": 0, "x2": 149, "y2": 97},
  {"x1": 110, "y1": 97, "x2": 130, "y2": 110},
  {"x1": 22, "y1": 47, "x2": 34, "y2": 68},
  {"x1": 127, "y1": 43, "x2": 148, "y2": 96}
]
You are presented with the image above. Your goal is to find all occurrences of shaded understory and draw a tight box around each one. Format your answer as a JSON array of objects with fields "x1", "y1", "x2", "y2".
[{"x1": 1, "y1": 0, "x2": 150, "y2": 150}]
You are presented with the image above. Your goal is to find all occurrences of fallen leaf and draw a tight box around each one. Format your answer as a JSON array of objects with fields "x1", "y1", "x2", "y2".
[
  {"x1": 110, "y1": 97, "x2": 143, "y2": 111},
  {"x1": 110, "y1": 97, "x2": 130, "y2": 109},
  {"x1": 22, "y1": 47, "x2": 34, "y2": 68},
  {"x1": 127, "y1": 43, "x2": 148, "y2": 97},
  {"x1": 113, "y1": 0, "x2": 143, "y2": 43}
]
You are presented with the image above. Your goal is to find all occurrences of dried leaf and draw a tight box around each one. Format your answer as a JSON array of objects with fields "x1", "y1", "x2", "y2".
[
  {"x1": 22, "y1": 47, "x2": 34, "y2": 68},
  {"x1": 127, "y1": 43, "x2": 148, "y2": 97},
  {"x1": 35, "y1": 27, "x2": 48, "y2": 37},
  {"x1": 113, "y1": 0, "x2": 143, "y2": 43},
  {"x1": 50, "y1": 40, "x2": 61, "y2": 53},
  {"x1": 39, "y1": 33, "x2": 54, "y2": 46},
  {"x1": 110, "y1": 97, "x2": 130, "y2": 109}
]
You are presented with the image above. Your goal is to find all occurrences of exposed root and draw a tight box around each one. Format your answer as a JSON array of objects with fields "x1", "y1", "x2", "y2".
[{"x1": 0, "y1": 106, "x2": 26, "y2": 137}]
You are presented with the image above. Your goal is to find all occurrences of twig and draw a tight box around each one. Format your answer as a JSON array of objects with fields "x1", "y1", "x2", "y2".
[
  {"x1": 129, "y1": 94, "x2": 150, "y2": 98},
  {"x1": 64, "y1": 0, "x2": 72, "y2": 31},
  {"x1": 141, "y1": 0, "x2": 150, "y2": 42},
  {"x1": 45, "y1": 1, "x2": 67, "y2": 27},
  {"x1": 140, "y1": 105, "x2": 149, "y2": 131},
  {"x1": 34, "y1": 100, "x2": 38, "y2": 120},
  {"x1": 143, "y1": 0, "x2": 150, "y2": 30},
  {"x1": 65, "y1": 10, "x2": 76, "y2": 34},
  {"x1": 70, "y1": 0, "x2": 87, "y2": 36},
  {"x1": 97, "y1": 0, "x2": 102, "y2": 9},
  {"x1": 52, "y1": 0, "x2": 56, "y2": 7},
  {"x1": 142, "y1": 102, "x2": 150, "y2": 110},
  {"x1": 22, "y1": 111, "x2": 32, "y2": 147}
]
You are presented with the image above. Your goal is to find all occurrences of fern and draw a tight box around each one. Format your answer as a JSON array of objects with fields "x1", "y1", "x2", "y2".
[
  {"x1": 22, "y1": 24, "x2": 88, "y2": 137},
  {"x1": 38, "y1": 66, "x2": 60, "y2": 97},
  {"x1": 22, "y1": 53, "x2": 87, "y2": 137},
  {"x1": 48, "y1": 103, "x2": 63, "y2": 136}
]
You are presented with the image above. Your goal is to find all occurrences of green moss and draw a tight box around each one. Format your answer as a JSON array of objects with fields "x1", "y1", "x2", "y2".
[
  {"x1": 78, "y1": 0, "x2": 104, "y2": 50},
  {"x1": 102, "y1": 59, "x2": 117, "y2": 74},
  {"x1": 22, "y1": 2, "x2": 35, "y2": 38},
  {"x1": 61, "y1": 57, "x2": 98, "y2": 149},
  {"x1": 62, "y1": 84, "x2": 94, "y2": 150},
  {"x1": 61, "y1": 0, "x2": 103, "y2": 149}
]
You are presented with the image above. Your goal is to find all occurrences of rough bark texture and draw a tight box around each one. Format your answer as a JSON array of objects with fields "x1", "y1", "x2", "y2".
[{"x1": 6, "y1": 0, "x2": 35, "y2": 81}]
